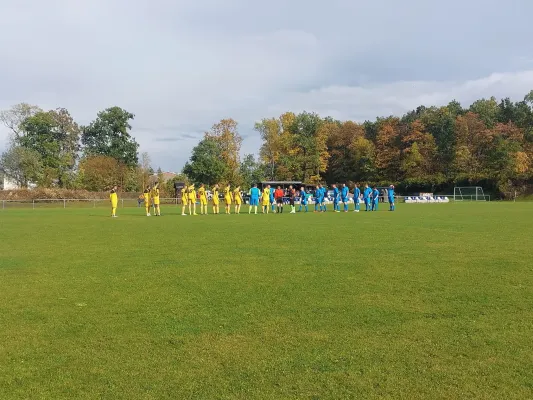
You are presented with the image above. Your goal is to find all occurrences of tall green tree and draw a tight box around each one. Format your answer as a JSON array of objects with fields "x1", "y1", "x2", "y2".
[
  {"x1": 183, "y1": 138, "x2": 228, "y2": 185},
  {"x1": 0, "y1": 146, "x2": 43, "y2": 187},
  {"x1": 239, "y1": 154, "x2": 265, "y2": 189},
  {"x1": 17, "y1": 108, "x2": 81, "y2": 187},
  {"x1": 82, "y1": 107, "x2": 138, "y2": 167}
]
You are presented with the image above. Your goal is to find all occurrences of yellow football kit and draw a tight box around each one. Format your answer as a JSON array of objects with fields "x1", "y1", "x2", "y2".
[
  {"x1": 188, "y1": 187, "x2": 196, "y2": 204},
  {"x1": 234, "y1": 189, "x2": 242, "y2": 205},
  {"x1": 110, "y1": 189, "x2": 118, "y2": 217},
  {"x1": 224, "y1": 187, "x2": 232, "y2": 205},
  {"x1": 212, "y1": 188, "x2": 220, "y2": 205},
  {"x1": 181, "y1": 188, "x2": 188, "y2": 204},
  {"x1": 198, "y1": 187, "x2": 207, "y2": 205},
  {"x1": 152, "y1": 187, "x2": 160, "y2": 205},
  {"x1": 262, "y1": 188, "x2": 270, "y2": 206}
]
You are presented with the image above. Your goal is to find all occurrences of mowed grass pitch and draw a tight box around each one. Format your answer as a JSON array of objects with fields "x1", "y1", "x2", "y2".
[{"x1": 1, "y1": 203, "x2": 532, "y2": 400}]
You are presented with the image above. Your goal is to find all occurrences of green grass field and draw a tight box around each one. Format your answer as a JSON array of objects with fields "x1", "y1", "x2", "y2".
[{"x1": 1, "y1": 203, "x2": 532, "y2": 399}]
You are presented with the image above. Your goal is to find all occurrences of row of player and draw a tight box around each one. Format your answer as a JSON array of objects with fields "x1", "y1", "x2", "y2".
[{"x1": 110, "y1": 183, "x2": 396, "y2": 217}]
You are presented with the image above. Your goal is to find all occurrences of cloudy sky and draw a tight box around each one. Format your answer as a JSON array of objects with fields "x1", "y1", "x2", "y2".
[{"x1": 1, "y1": 0, "x2": 533, "y2": 171}]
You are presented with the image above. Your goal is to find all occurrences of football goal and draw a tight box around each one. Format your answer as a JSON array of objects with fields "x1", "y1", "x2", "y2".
[{"x1": 453, "y1": 186, "x2": 488, "y2": 201}]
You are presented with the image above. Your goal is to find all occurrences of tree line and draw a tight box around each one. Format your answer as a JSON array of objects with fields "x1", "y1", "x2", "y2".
[
  {"x1": 2, "y1": 90, "x2": 533, "y2": 197},
  {"x1": 185, "y1": 91, "x2": 533, "y2": 197}
]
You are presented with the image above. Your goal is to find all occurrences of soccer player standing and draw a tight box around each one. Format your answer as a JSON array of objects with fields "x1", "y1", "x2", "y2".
[
  {"x1": 234, "y1": 186, "x2": 242, "y2": 214},
  {"x1": 321, "y1": 184, "x2": 328, "y2": 212},
  {"x1": 363, "y1": 184, "x2": 372, "y2": 211},
  {"x1": 249, "y1": 184, "x2": 260, "y2": 214},
  {"x1": 188, "y1": 184, "x2": 197, "y2": 216},
  {"x1": 372, "y1": 186, "x2": 380, "y2": 211},
  {"x1": 224, "y1": 184, "x2": 232, "y2": 214},
  {"x1": 212, "y1": 184, "x2": 220, "y2": 214},
  {"x1": 341, "y1": 183, "x2": 349, "y2": 212},
  {"x1": 198, "y1": 184, "x2": 208, "y2": 215},
  {"x1": 298, "y1": 186, "x2": 308, "y2": 212},
  {"x1": 353, "y1": 184, "x2": 361, "y2": 212},
  {"x1": 332, "y1": 184, "x2": 340, "y2": 212},
  {"x1": 180, "y1": 186, "x2": 188, "y2": 216},
  {"x1": 269, "y1": 185, "x2": 276, "y2": 213},
  {"x1": 152, "y1": 183, "x2": 161, "y2": 216},
  {"x1": 388, "y1": 185, "x2": 395, "y2": 211},
  {"x1": 143, "y1": 187, "x2": 151, "y2": 216},
  {"x1": 110, "y1": 186, "x2": 118, "y2": 217},
  {"x1": 262, "y1": 185, "x2": 271, "y2": 214}
]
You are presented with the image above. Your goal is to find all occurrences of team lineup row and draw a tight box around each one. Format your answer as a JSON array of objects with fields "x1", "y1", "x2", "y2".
[{"x1": 109, "y1": 183, "x2": 396, "y2": 217}]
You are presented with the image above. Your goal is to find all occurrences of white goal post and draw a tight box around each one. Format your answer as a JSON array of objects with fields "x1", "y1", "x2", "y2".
[{"x1": 453, "y1": 186, "x2": 487, "y2": 201}]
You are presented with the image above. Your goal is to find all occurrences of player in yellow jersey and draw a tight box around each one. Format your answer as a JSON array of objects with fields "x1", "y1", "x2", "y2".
[
  {"x1": 110, "y1": 186, "x2": 118, "y2": 217},
  {"x1": 233, "y1": 186, "x2": 242, "y2": 214},
  {"x1": 211, "y1": 184, "x2": 220, "y2": 214},
  {"x1": 143, "y1": 186, "x2": 151, "y2": 216},
  {"x1": 151, "y1": 183, "x2": 161, "y2": 216},
  {"x1": 198, "y1": 184, "x2": 208, "y2": 215},
  {"x1": 188, "y1": 184, "x2": 198, "y2": 215},
  {"x1": 262, "y1": 185, "x2": 271, "y2": 214},
  {"x1": 180, "y1": 186, "x2": 188, "y2": 216},
  {"x1": 224, "y1": 184, "x2": 232, "y2": 214}
]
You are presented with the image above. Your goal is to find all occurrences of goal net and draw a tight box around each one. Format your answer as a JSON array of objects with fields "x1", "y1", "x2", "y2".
[{"x1": 453, "y1": 186, "x2": 487, "y2": 201}]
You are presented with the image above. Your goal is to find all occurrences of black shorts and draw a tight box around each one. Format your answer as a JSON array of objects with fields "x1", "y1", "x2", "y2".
[
  {"x1": 276, "y1": 198, "x2": 283, "y2": 205},
  {"x1": 289, "y1": 199, "x2": 295, "y2": 206}
]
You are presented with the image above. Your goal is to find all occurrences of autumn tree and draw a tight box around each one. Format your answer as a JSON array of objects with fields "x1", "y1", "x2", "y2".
[
  {"x1": 204, "y1": 118, "x2": 242, "y2": 182},
  {"x1": 255, "y1": 118, "x2": 282, "y2": 180},
  {"x1": 400, "y1": 120, "x2": 438, "y2": 183},
  {"x1": 374, "y1": 117, "x2": 401, "y2": 181},
  {"x1": 79, "y1": 155, "x2": 124, "y2": 191}
]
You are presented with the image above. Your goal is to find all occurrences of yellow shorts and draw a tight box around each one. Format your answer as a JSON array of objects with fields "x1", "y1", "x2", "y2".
[
  {"x1": 213, "y1": 199, "x2": 219, "y2": 205},
  {"x1": 111, "y1": 202, "x2": 118, "y2": 208},
  {"x1": 235, "y1": 199, "x2": 242, "y2": 205},
  {"x1": 153, "y1": 198, "x2": 160, "y2": 206},
  {"x1": 181, "y1": 197, "x2": 187, "y2": 204},
  {"x1": 225, "y1": 197, "x2": 232, "y2": 205},
  {"x1": 144, "y1": 202, "x2": 150, "y2": 207},
  {"x1": 200, "y1": 197, "x2": 207, "y2": 205}
]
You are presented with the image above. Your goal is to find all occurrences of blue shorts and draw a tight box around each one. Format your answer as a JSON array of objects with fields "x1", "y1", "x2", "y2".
[
  {"x1": 341, "y1": 197, "x2": 348, "y2": 203},
  {"x1": 355, "y1": 198, "x2": 360, "y2": 204},
  {"x1": 388, "y1": 197, "x2": 394, "y2": 203},
  {"x1": 250, "y1": 198, "x2": 259, "y2": 206}
]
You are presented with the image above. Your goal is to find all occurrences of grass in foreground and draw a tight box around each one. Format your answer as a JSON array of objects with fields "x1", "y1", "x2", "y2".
[{"x1": 1, "y1": 203, "x2": 533, "y2": 399}]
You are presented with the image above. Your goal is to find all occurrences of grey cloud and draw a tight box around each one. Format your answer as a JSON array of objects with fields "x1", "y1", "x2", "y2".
[{"x1": 1, "y1": 0, "x2": 533, "y2": 171}]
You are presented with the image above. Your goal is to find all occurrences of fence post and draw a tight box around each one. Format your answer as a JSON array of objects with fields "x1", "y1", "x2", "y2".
[
  {"x1": 121, "y1": 199, "x2": 124, "y2": 208},
  {"x1": 63, "y1": 199, "x2": 66, "y2": 209},
  {"x1": 2, "y1": 200, "x2": 4, "y2": 210},
  {"x1": 33, "y1": 200, "x2": 35, "y2": 209}
]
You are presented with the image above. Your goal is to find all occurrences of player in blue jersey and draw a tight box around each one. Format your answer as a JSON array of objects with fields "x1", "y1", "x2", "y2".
[
  {"x1": 363, "y1": 184, "x2": 372, "y2": 211},
  {"x1": 388, "y1": 184, "x2": 395, "y2": 211},
  {"x1": 248, "y1": 184, "x2": 261, "y2": 214},
  {"x1": 298, "y1": 186, "x2": 309, "y2": 212},
  {"x1": 332, "y1": 184, "x2": 340, "y2": 212},
  {"x1": 269, "y1": 186, "x2": 276, "y2": 213},
  {"x1": 353, "y1": 184, "x2": 361, "y2": 212},
  {"x1": 321, "y1": 185, "x2": 327, "y2": 212},
  {"x1": 341, "y1": 183, "x2": 349, "y2": 212},
  {"x1": 372, "y1": 186, "x2": 380, "y2": 211}
]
